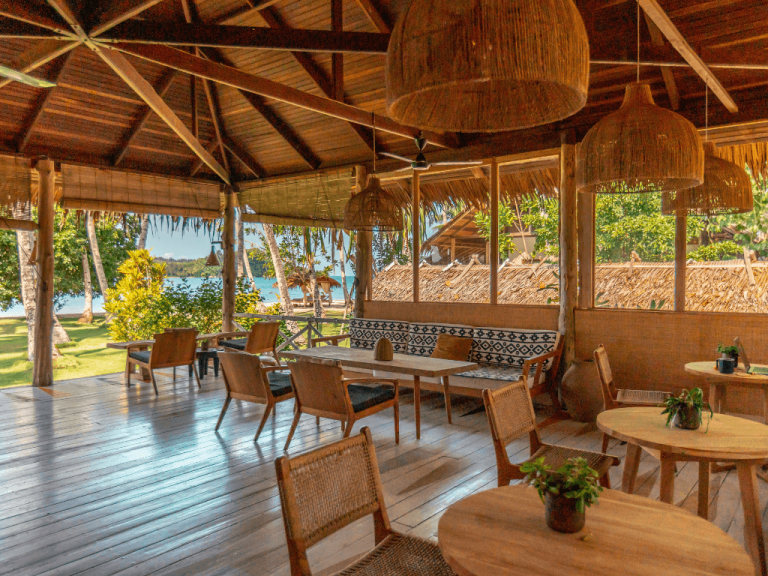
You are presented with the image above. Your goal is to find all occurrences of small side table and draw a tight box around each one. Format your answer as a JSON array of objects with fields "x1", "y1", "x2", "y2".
[{"x1": 190, "y1": 348, "x2": 220, "y2": 379}]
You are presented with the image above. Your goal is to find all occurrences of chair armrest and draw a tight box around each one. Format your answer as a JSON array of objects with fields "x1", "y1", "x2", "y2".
[
  {"x1": 343, "y1": 377, "x2": 399, "y2": 385},
  {"x1": 310, "y1": 334, "x2": 350, "y2": 348},
  {"x1": 125, "y1": 340, "x2": 154, "y2": 351},
  {"x1": 521, "y1": 346, "x2": 561, "y2": 387},
  {"x1": 262, "y1": 365, "x2": 290, "y2": 374}
]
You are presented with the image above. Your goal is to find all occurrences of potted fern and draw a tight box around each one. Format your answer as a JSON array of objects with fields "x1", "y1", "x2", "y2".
[
  {"x1": 520, "y1": 457, "x2": 603, "y2": 533},
  {"x1": 661, "y1": 388, "x2": 713, "y2": 431}
]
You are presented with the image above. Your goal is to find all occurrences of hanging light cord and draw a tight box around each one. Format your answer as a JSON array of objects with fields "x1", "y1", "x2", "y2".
[{"x1": 637, "y1": 1, "x2": 641, "y2": 82}]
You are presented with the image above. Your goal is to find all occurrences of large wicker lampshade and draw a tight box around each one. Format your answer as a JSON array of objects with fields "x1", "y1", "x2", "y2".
[
  {"x1": 386, "y1": 0, "x2": 590, "y2": 132},
  {"x1": 662, "y1": 142, "x2": 754, "y2": 216},
  {"x1": 343, "y1": 175, "x2": 403, "y2": 231},
  {"x1": 578, "y1": 83, "x2": 704, "y2": 194}
]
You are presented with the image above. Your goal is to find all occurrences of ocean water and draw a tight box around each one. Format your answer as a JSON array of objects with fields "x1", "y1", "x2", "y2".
[{"x1": 0, "y1": 276, "x2": 354, "y2": 317}]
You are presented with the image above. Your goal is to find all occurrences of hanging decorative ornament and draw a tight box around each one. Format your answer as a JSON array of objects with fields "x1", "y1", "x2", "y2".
[
  {"x1": 206, "y1": 240, "x2": 221, "y2": 267},
  {"x1": 343, "y1": 116, "x2": 404, "y2": 231},
  {"x1": 386, "y1": 0, "x2": 590, "y2": 132}
]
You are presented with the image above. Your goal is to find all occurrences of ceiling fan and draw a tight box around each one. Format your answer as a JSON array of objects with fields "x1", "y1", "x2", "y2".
[
  {"x1": 381, "y1": 134, "x2": 482, "y2": 172},
  {"x1": 0, "y1": 64, "x2": 56, "y2": 88}
]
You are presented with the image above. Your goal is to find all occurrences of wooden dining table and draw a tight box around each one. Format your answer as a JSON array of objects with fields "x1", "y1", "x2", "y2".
[
  {"x1": 279, "y1": 345, "x2": 478, "y2": 439},
  {"x1": 686, "y1": 361, "x2": 768, "y2": 423},
  {"x1": 597, "y1": 407, "x2": 768, "y2": 576},
  {"x1": 437, "y1": 484, "x2": 753, "y2": 576}
]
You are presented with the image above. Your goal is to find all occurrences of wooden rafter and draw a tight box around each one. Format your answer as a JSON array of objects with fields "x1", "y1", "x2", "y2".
[
  {"x1": 202, "y1": 77, "x2": 231, "y2": 175},
  {"x1": 638, "y1": 0, "x2": 737, "y2": 113},
  {"x1": 215, "y1": 0, "x2": 282, "y2": 25},
  {"x1": 352, "y1": 0, "x2": 390, "y2": 33},
  {"x1": 113, "y1": 68, "x2": 178, "y2": 166},
  {"x1": 0, "y1": 19, "x2": 62, "y2": 38},
  {"x1": 0, "y1": 39, "x2": 80, "y2": 89},
  {"x1": 190, "y1": 75, "x2": 198, "y2": 139},
  {"x1": 0, "y1": 1, "x2": 72, "y2": 36},
  {"x1": 16, "y1": 49, "x2": 74, "y2": 153},
  {"x1": 222, "y1": 133, "x2": 265, "y2": 178},
  {"x1": 643, "y1": 12, "x2": 680, "y2": 110},
  {"x1": 331, "y1": 0, "x2": 343, "y2": 102},
  {"x1": 89, "y1": 0, "x2": 167, "y2": 37},
  {"x1": 191, "y1": 138, "x2": 219, "y2": 177}
]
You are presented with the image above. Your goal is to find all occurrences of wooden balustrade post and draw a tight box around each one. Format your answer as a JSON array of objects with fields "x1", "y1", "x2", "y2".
[
  {"x1": 490, "y1": 158, "x2": 499, "y2": 305},
  {"x1": 559, "y1": 138, "x2": 577, "y2": 369},
  {"x1": 354, "y1": 165, "x2": 371, "y2": 318},
  {"x1": 222, "y1": 186, "x2": 236, "y2": 332},
  {"x1": 675, "y1": 213, "x2": 687, "y2": 312},
  {"x1": 32, "y1": 158, "x2": 55, "y2": 387}
]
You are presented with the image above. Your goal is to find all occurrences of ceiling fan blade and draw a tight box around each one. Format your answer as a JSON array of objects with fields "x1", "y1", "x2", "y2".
[
  {"x1": 380, "y1": 151, "x2": 414, "y2": 163},
  {"x1": 431, "y1": 160, "x2": 484, "y2": 166},
  {"x1": 0, "y1": 65, "x2": 56, "y2": 88}
]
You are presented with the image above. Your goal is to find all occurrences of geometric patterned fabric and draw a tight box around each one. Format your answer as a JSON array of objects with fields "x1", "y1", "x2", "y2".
[
  {"x1": 452, "y1": 365, "x2": 523, "y2": 382},
  {"x1": 469, "y1": 327, "x2": 558, "y2": 370},
  {"x1": 348, "y1": 318, "x2": 410, "y2": 353},
  {"x1": 406, "y1": 322, "x2": 474, "y2": 357}
]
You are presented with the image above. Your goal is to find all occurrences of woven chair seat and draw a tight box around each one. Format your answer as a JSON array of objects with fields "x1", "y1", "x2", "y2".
[
  {"x1": 617, "y1": 389, "x2": 671, "y2": 405},
  {"x1": 527, "y1": 444, "x2": 617, "y2": 478},
  {"x1": 335, "y1": 532, "x2": 457, "y2": 576}
]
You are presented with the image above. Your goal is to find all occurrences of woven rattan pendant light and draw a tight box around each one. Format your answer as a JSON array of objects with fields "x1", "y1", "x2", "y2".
[
  {"x1": 386, "y1": 0, "x2": 590, "y2": 132},
  {"x1": 343, "y1": 117, "x2": 404, "y2": 231}
]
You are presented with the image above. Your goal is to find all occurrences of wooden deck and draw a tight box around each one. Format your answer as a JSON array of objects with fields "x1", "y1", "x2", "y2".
[{"x1": 0, "y1": 369, "x2": 765, "y2": 576}]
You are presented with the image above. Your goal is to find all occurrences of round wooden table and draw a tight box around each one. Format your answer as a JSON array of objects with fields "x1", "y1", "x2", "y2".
[
  {"x1": 685, "y1": 361, "x2": 768, "y2": 424},
  {"x1": 437, "y1": 485, "x2": 753, "y2": 576},
  {"x1": 597, "y1": 407, "x2": 768, "y2": 576}
]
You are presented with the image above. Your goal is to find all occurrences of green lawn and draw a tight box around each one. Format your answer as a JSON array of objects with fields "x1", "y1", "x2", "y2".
[{"x1": 0, "y1": 310, "x2": 352, "y2": 389}]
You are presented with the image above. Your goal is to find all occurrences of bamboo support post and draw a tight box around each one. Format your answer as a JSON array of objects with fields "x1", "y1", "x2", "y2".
[
  {"x1": 559, "y1": 140, "x2": 577, "y2": 368},
  {"x1": 490, "y1": 158, "x2": 499, "y2": 305},
  {"x1": 354, "y1": 165, "x2": 371, "y2": 318},
  {"x1": 32, "y1": 158, "x2": 55, "y2": 387},
  {"x1": 412, "y1": 171, "x2": 421, "y2": 303},
  {"x1": 577, "y1": 189, "x2": 595, "y2": 309},
  {"x1": 674, "y1": 214, "x2": 687, "y2": 312},
  {"x1": 222, "y1": 186, "x2": 236, "y2": 331}
]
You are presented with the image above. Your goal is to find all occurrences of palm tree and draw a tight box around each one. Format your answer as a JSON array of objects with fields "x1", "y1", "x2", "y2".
[
  {"x1": 137, "y1": 214, "x2": 149, "y2": 250},
  {"x1": 77, "y1": 251, "x2": 93, "y2": 324},
  {"x1": 262, "y1": 223, "x2": 299, "y2": 334},
  {"x1": 86, "y1": 211, "x2": 109, "y2": 309}
]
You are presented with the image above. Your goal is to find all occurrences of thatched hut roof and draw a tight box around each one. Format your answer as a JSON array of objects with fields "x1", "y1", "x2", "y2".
[
  {"x1": 275, "y1": 272, "x2": 341, "y2": 291},
  {"x1": 373, "y1": 261, "x2": 768, "y2": 313}
]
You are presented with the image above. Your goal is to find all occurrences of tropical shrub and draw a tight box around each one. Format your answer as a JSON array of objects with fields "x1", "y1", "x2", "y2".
[{"x1": 687, "y1": 240, "x2": 741, "y2": 262}]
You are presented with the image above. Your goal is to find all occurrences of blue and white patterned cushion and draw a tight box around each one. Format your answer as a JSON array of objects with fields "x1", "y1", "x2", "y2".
[
  {"x1": 406, "y1": 322, "x2": 475, "y2": 357},
  {"x1": 470, "y1": 328, "x2": 558, "y2": 370},
  {"x1": 455, "y1": 366, "x2": 523, "y2": 381},
  {"x1": 348, "y1": 318, "x2": 410, "y2": 353}
]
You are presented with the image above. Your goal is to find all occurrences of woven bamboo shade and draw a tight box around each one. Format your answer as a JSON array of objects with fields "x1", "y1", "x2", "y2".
[
  {"x1": 386, "y1": 0, "x2": 589, "y2": 132},
  {"x1": 0, "y1": 155, "x2": 32, "y2": 217},
  {"x1": 578, "y1": 83, "x2": 704, "y2": 194},
  {"x1": 662, "y1": 142, "x2": 754, "y2": 216},
  {"x1": 343, "y1": 175, "x2": 403, "y2": 231}
]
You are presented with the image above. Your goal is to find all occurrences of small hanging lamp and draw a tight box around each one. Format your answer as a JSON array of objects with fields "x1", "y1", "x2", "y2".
[
  {"x1": 206, "y1": 239, "x2": 221, "y2": 267},
  {"x1": 343, "y1": 116, "x2": 404, "y2": 231},
  {"x1": 386, "y1": 0, "x2": 590, "y2": 132}
]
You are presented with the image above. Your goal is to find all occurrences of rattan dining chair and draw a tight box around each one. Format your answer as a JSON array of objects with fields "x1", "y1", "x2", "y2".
[
  {"x1": 594, "y1": 344, "x2": 672, "y2": 452},
  {"x1": 275, "y1": 427, "x2": 457, "y2": 576},
  {"x1": 126, "y1": 329, "x2": 200, "y2": 395},
  {"x1": 284, "y1": 357, "x2": 399, "y2": 451},
  {"x1": 219, "y1": 321, "x2": 283, "y2": 365},
  {"x1": 217, "y1": 350, "x2": 295, "y2": 441},
  {"x1": 483, "y1": 380, "x2": 620, "y2": 488}
]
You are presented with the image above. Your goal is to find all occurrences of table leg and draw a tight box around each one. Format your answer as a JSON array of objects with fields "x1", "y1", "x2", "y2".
[
  {"x1": 199, "y1": 355, "x2": 205, "y2": 379},
  {"x1": 414, "y1": 375, "x2": 421, "y2": 440},
  {"x1": 443, "y1": 375, "x2": 452, "y2": 425},
  {"x1": 622, "y1": 442, "x2": 642, "y2": 494},
  {"x1": 659, "y1": 453, "x2": 676, "y2": 505},
  {"x1": 737, "y1": 461, "x2": 767, "y2": 576},
  {"x1": 709, "y1": 383, "x2": 724, "y2": 414},
  {"x1": 139, "y1": 346, "x2": 151, "y2": 382},
  {"x1": 213, "y1": 355, "x2": 219, "y2": 377},
  {"x1": 698, "y1": 461, "x2": 710, "y2": 520}
]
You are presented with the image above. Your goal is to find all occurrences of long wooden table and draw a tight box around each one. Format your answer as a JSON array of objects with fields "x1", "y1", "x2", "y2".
[
  {"x1": 437, "y1": 485, "x2": 753, "y2": 576},
  {"x1": 279, "y1": 345, "x2": 478, "y2": 439},
  {"x1": 597, "y1": 407, "x2": 768, "y2": 575}
]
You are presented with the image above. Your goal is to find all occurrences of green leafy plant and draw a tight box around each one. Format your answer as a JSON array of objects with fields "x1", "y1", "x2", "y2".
[
  {"x1": 637, "y1": 299, "x2": 666, "y2": 310},
  {"x1": 661, "y1": 388, "x2": 713, "y2": 431},
  {"x1": 519, "y1": 457, "x2": 603, "y2": 514},
  {"x1": 717, "y1": 343, "x2": 739, "y2": 356},
  {"x1": 688, "y1": 241, "x2": 741, "y2": 262}
]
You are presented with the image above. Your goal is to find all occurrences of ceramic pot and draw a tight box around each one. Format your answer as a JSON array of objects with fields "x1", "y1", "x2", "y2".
[
  {"x1": 671, "y1": 404, "x2": 701, "y2": 430},
  {"x1": 561, "y1": 361, "x2": 604, "y2": 423},
  {"x1": 716, "y1": 357, "x2": 736, "y2": 375},
  {"x1": 545, "y1": 493, "x2": 585, "y2": 533},
  {"x1": 374, "y1": 337, "x2": 394, "y2": 361}
]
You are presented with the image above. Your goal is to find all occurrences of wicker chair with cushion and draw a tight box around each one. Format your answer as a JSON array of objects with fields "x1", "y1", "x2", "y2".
[
  {"x1": 217, "y1": 350, "x2": 295, "y2": 441},
  {"x1": 219, "y1": 321, "x2": 283, "y2": 365},
  {"x1": 126, "y1": 329, "x2": 200, "y2": 395},
  {"x1": 275, "y1": 427, "x2": 457, "y2": 576},
  {"x1": 594, "y1": 344, "x2": 672, "y2": 452},
  {"x1": 284, "y1": 357, "x2": 399, "y2": 451},
  {"x1": 483, "y1": 380, "x2": 620, "y2": 488}
]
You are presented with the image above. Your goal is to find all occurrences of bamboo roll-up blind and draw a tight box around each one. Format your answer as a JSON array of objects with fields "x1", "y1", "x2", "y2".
[
  {"x1": 60, "y1": 164, "x2": 222, "y2": 218},
  {"x1": 0, "y1": 155, "x2": 32, "y2": 217},
  {"x1": 237, "y1": 168, "x2": 354, "y2": 229}
]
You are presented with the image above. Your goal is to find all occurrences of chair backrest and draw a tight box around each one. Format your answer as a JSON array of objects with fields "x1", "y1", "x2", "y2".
[
  {"x1": 218, "y1": 350, "x2": 270, "y2": 401},
  {"x1": 245, "y1": 321, "x2": 280, "y2": 355},
  {"x1": 289, "y1": 358, "x2": 349, "y2": 418},
  {"x1": 275, "y1": 428, "x2": 390, "y2": 556},
  {"x1": 593, "y1": 344, "x2": 618, "y2": 409},
  {"x1": 150, "y1": 329, "x2": 197, "y2": 367},
  {"x1": 483, "y1": 380, "x2": 540, "y2": 450}
]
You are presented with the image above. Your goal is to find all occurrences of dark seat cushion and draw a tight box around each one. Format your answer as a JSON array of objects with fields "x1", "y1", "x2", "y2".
[
  {"x1": 267, "y1": 370, "x2": 293, "y2": 397},
  {"x1": 347, "y1": 384, "x2": 395, "y2": 413},
  {"x1": 128, "y1": 350, "x2": 151, "y2": 364},
  {"x1": 220, "y1": 338, "x2": 248, "y2": 351}
]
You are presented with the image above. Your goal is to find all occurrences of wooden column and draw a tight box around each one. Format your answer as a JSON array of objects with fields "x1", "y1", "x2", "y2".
[
  {"x1": 559, "y1": 140, "x2": 578, "y2": 369},
  {"x1": 490, "y1": 158, "x2": 499, "y2": 305},
  {"x1": 354, "y1": 165, "x2": 371, "y2": 318},
  {"x1": 32, "y1": 158, "x2": 55, "y2": 387},
  {"x1": 674, "y1": 213, "x2": 687, "y2": 312},
  {"x1": 412, "y1": 171, "x2": 420, "y2": 303},
  {"x1": 577, "y1": 189, "x2": 595, "y2": 309},
  {"x1": 450, "y1": 238, "x2": 456, "y2": 262},
  {"x1": 222, "y1": 186, "x2": 236, "y2": 331}
]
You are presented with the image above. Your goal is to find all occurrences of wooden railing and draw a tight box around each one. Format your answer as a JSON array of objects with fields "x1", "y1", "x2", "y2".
[{"x1": 233, "y1": 313, "x2": 349, "y2": 354}]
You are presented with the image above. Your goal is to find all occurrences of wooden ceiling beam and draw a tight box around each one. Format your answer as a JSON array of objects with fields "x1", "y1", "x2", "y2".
[
  {"x1": 352, "y1": 0, "x2": 391, "y2": 33},
  {"x1": 191, "y1": 138, "x2": 219, "y2": 176},
  {"x1": 331, "y1": 0, "x2": 343, "y2": 102},
  {"x1": 106, "y1": 42, "x2": 460, "y2": 148},
  {"x1": 99, "y1": 22, "x2": 391, "y2": 53},
  {"x1": 45, "y1": 0, "x2": 87, "y2": 39},
  {"x1": 16, "y1": 50, "x2": 74, "y2": 153},
  {"x1": 0, "y1": 40, "x2": 80, "y2": 89},
  {"x1": 0, "y1": 19, "x2": 64, "y2": 38},
  {"x1": 89, "y1": 1, "x2": 167, "y2": 37},
  {"x1": 201, "y1": 76, "x2": 230, "y2": 175},
  {"x1": 113, "y1": 68, "x2": 178, "y2": 166},
  {"x1": 99, "y1": 46, "x2": 230, "y2": 184},
  {"x1": 222, "y1": 133, "x2": 265, "y2": 178},
  {"x1": 643, "y1": 12, "x2": 680, "y2": 110},
  {"x1": 215, "y1": 0, "x2": 282, "y2": 25},
  {"x1": 0, "y1": 1, "x2": 72, "y2": 36},
  {"x1": 638, "y1": 0, "x2": 737, "y2": 113}
]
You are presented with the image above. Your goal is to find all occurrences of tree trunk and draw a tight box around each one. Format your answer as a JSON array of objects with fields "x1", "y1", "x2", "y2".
[
  {"x1": 236, "y1": 210, "x2": 245, "y2": 278},
  {"x1": 78, "y1": 251, "x2": 94, "y2": 324},
  {"x1": 137, "y1": 214, "x2": 149, "y2": 250},
  {"x1": 242, "y1": 247, "x2": 257, "y2": 291},
  {"x1": 15, "y1": 220, "x2": 37, "y2": 361},
  {"x1": 262, "y1": 223, "x2": 298, "y2": 333},
  {"x1": 339, "y1": 241, "x2": 350, "y2": 312},
  {"x1": 86, "y1": 211, "x2": 109, "y2": 304},
  {"x1": 309, "y1": 264, "x2": 323, "y2": 318}
]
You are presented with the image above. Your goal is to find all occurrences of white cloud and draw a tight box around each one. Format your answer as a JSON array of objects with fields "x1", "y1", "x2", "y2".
[{"x1": 163, "y1": 253, "x2": 174, "y2": 259}]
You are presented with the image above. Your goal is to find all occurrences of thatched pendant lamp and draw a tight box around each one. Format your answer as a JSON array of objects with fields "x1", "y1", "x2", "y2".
[
  {"x1": 578, "y1": 83, "x2": 704, "y2": 194},
  {"x1": 205, "y1": 245, "x2": 220, "y2": 267},
  {"x1": 386, "y1": 0, "x2": 590, "y2": 132},
  {"x1": 343, "y1": 175, "x2": 403, "y2": 231},
  {"x1": 662, "y1": 142, "x2": 754, "y2": 216}
]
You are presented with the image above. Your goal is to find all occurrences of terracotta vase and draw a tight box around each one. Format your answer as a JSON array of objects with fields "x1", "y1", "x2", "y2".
[
  {"x1": 545, "y1": 493, "x2": 585, "y2": 533},
  {"x1": 672, "y1": 404, "x2": 701, "y2": 430},
  {"x1": 561, "y1": 360, "x2": 604, "y2": 423},
  {"x1": 374, "y1": 337, "x2": 394, "y2": 361}
]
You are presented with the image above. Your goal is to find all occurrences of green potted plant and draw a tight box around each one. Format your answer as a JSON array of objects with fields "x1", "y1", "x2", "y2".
[
  {"x1": 717, "y1": 343, "x2": 739, "y2": 365},
  {"x1": 520, "y1": 456, "x2": 602, "y2": 534},
  {"x1": 661, "y1": 388, "x2": 713, "y2": 431}
]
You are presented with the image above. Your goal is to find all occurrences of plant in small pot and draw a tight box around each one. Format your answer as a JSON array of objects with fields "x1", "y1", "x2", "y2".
[
  {"x1": 661, "y1": 388, "x2": 713, "y2": 431},
  {"x1": 520, "y1": 456, "x2": 602, "y2": 534},
  {"x1": 717, "y1": 343, "x2": 739, "y2": 366}
]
